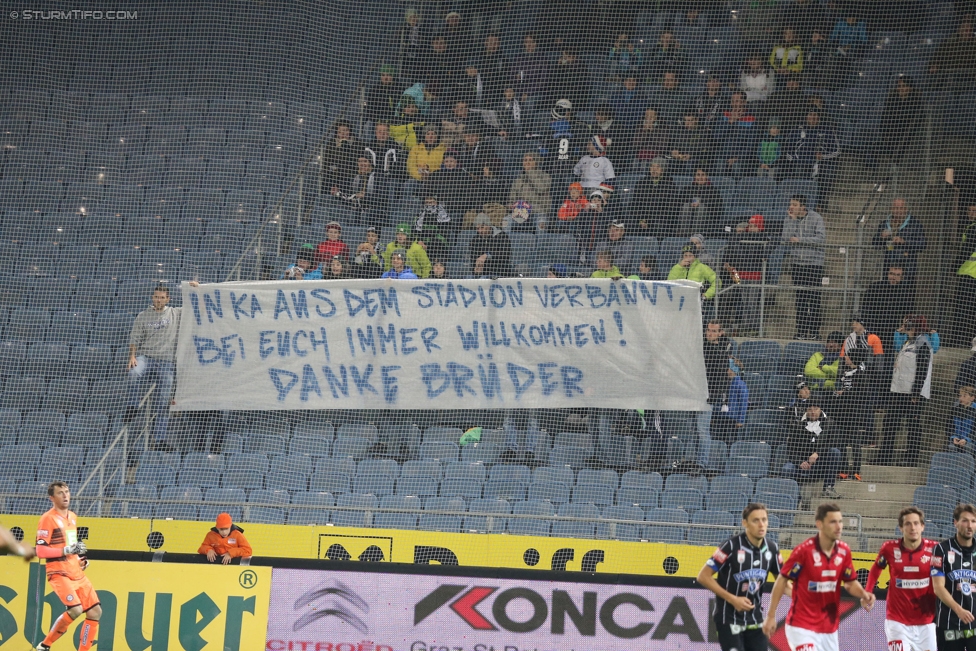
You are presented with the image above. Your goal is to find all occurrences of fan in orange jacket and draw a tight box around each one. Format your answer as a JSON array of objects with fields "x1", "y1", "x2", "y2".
[
  {"x1": 557, "y1": 182, "x2": 588, "y2": 222},
  {"x1": 198, "y1": 513, "x2": 252, "y2": 564}
]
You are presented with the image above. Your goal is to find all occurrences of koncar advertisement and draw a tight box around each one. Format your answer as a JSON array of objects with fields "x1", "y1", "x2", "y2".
[{"x1": 266, "y1": 567, "x2": 889, "y2": 651}]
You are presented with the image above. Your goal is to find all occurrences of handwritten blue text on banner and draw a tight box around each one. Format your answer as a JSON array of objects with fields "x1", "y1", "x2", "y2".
[{"x1": 173, "y1": 278, "x2": 709, "y2": 411}]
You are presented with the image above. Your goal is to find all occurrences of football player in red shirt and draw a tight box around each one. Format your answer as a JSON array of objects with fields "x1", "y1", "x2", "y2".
[
  {"x1": 34, "y1": 481, "x2": 100, "y2": 651},
  {"x1": 866, "y1": 506, "x2": 937, "y2": 651},
  {"x1": 763, "y1": 503, "x2": 876, "y2": 651}
]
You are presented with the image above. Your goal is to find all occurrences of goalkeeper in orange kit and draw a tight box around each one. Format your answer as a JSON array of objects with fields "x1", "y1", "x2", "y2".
[{"x1": 34, "y1": 481, "x2": 101, "y2": 651}]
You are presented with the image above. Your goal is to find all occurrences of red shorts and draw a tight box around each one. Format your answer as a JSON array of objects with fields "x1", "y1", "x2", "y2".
[{"x1": 48, "y1": 573, "x2": 99, "y2": 611}]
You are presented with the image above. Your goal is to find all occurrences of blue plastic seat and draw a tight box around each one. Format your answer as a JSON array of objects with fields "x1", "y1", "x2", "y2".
[
  {"x1": 374, "y1": 495, "x2": 421, "y2": 530},
  {"x1": 643, "y1": 508, "x2": 690, "y2": 543},
  {"x1": 310, "y1": 472, "x2": 351, "y2": 494},
  {"x1": 420, "y1": 441, "x2": 460, "y2": 463},
  {"x1": 200, "y1": 488, "x2": 246, "y2": 522},
  {"x1": 553, "y1": 502, "x2": 600, "y2": 539},
  {"x1": 688, "y1": 510, "x2": 738, "y2": 545},
  {"x1": 483, "y1": 479, "x2": 527, "y2": 501},
  {"x1": 755, "y1": 490, "x2": 798, "y2": 526},
  {"x1": 572, "y1": 484, "x2": 615, "y2": 506},
  {"x1": 401, "y1": 459, "x2": 444, "y2": 481},
  {"x1": 396, "y1": 476, "x2": 439, "y2": 498},
  {"x1": 247, "y1": 489, "x2": 290, "y2": 524},
  {"x1": 266, "y1": 456, "x2": 311, "y2": 492},
  {"x1": 440, "y1": 477, "x2": 485, "y2": 500},
  {"x1": 528, "y1": 480, "x2": 570, "y2": 504},
  {"x1": 726, "y1": 456, "x2": 769, "y2": 480},
  {"x1": 660, "y1": 488, "x2": 704, "y2": 512},
  {"x1": 597, "y1": 505, "x2": 645, "y2": 541},
  {"x1": 156, "y1": 487, "x2": 202, "y2": 520},
  {"x1": 110, "y1": 484, "x2": 157, "y2": 518},
  {"x1": 289, "y1": 492, "x2": 335, "y2": 525},
  {"x1": 444, "y1": 462, "x2": 488, "y2": 483},
  {"x1": 664, "y1": 473, "x2": 708, "y2": 493},
  {"x1": 509, "y1": 500, "x2": 554, "y2": 536},
  {"x1": 333, "y1": 436, "x2": 370, "y2": 461},
  {"x1": 465, "y1": 498, "x2": 511, "y2": 533}
]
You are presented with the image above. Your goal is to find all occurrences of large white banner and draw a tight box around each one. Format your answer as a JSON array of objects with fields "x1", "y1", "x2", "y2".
[{"x1": 173, "y1": 278, "x2": 709, "y2": 411}]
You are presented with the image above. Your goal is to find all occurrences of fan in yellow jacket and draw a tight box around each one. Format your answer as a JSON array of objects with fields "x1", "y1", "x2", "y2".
[
  {"x1": 406, "y1": 126, "x2": 448, "y2": 181},
  {"x1": 382, "y1": 223, "x2": 432, "y2": 278},
  {"x1": 803, "y1": 331, "x2": 845, "y2": 390}
]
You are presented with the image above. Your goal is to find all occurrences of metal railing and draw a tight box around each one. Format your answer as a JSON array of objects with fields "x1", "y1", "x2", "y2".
[{"x1": 73, "y1": 383, "x2": 157, "y2": 516}]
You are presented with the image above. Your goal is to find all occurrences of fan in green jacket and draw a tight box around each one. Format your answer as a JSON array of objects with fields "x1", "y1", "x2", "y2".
[
  {"x1": 803, "y1": 331, "x2": 845, "y2": 390},
  {"x1": 382, "y1": 223, "x2": 432, "y2": 278},
  {"x1": 667, "y1": 243, "x2": 719, "y2": 299}
]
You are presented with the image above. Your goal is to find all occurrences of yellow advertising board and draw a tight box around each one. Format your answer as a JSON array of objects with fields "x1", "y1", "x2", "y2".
[
  {"x1": 0, "y1": 513, "x2": 879, "y2": 580},
  {"x1": 0, "y1": 557, "x2": 270, "y2": 650}
]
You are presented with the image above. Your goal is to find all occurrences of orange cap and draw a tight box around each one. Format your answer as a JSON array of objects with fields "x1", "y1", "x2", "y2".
[{"x1": 216, "y1": 513, "x2": 232, "y2": 528}]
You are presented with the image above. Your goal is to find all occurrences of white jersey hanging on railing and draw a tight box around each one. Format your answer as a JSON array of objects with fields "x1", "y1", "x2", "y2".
[{"x1": 173, "y1": 278, "x2": 709, "y2": 411}]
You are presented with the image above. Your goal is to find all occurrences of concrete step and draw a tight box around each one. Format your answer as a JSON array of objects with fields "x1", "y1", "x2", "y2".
[
  {"x1": 831, "y1": 498, "x2": 905, "y2": 519},
  {"x1": 834, "y1": 481, "x2": 918, "y2": 502},
  {"x1": 859, "y1": 465, "x2": 927, "y2": 485}
]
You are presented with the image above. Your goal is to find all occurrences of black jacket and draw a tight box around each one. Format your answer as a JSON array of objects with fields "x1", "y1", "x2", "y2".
[
  {"x1": 469, "y1": 228, "x2": 512, "y2": 278},
  {"x1": 861, "y1": 280, "x2": 914, "y2": 346},
  {"x1": 956, "y1": 354, "x2": 976, "y2": 394},
  {"x1": 677, "y1": 182, "x2": 726, "y2": 237},
  {"x1": 628, "y1": 175, "x2": 680, "y2": 236},
  {"x1": 786, "y1": 415, "x2": 834, "y2": 465},
  {"x1": 364, "y1": 80, "x2": 401, "y2": 123},
  {"x1": 703, "y1": 335, "x2": 733, "y2": 405}
]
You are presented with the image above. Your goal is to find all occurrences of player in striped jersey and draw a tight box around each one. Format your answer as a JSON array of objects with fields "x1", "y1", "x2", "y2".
[
  {"x1": 698, "y1": 502, "x2": 785, "y2": 651},
  {"x1": 866, "y1": 506, "x2": 937, "y2": 651},
  {"x1": 932, "y1": 503, "x2": 976, "y2": 651}
]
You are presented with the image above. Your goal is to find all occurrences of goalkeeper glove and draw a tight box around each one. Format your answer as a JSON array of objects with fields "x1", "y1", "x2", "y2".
[{"x1": 64, "y1": 541, "x2": 87, "y2": 556}]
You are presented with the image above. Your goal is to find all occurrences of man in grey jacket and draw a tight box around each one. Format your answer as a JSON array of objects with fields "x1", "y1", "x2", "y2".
[
  {"x1": 126, "y1": 283, "x2": 195, "y2": 450},
  {"x1": 781, "y1": 194, "x2": 826, "y2": 340},
  {"x1": 878, "y1": 315, "x2": 934, "y2": 466}
]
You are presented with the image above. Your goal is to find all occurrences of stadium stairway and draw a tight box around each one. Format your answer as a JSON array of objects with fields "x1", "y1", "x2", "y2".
[{"x1": 780, "y1": 467, "x2": 923, "y2": 552}]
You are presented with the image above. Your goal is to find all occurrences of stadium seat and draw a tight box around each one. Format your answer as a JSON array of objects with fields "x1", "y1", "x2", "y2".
[
  {"x1": 288, "y1": 435, "x2": 332, "y2": 458},
  {"x1": 553, "y1": 503, "x2": 600, "y2": 539},
  {"x1": 597, "y1": 505, "x2": 645, "y2": 541},
  {"x1": 464, "y1": 498, "x2": 511, "y2": 533},
  {"x1": 110, "y1": 484, "x2": 157, "y2": 519},
  {"x1": 688, "y1": 510, "x2": 738, "y2": 545},
  {"x1": 440, "y1": 477, "x2": 485, "y2": 500},
  {"x1": 572, "y1": 484, "x2": 615, "y2": 506},
  {"x1": 726, "y1": 456, "x2": 769, "y2": 479},
  {"x1": 310, "y1": 472, "x2": 351, "y2": 495},
  {"x1": 489, "y1": 464, "x2": 532, "y2": 484},
  {"x1": 247, "y1": 489, "x2": 290, "y2": 524},
  {"x1": 201, "y1": 488, "x2": 246, "y2": 522},
  {"x1": 374, "y1": 495, "x2": 421, "y2": 530},
  {"x1": 156, "y1": 487, "x2": 202, "y2": 520},
  {"x1": 660, "y1": 488, "x2": 704, "y2": 512},
  {"x1": 706, "y1": 491, "x2": 751, "y2": 513},
  {"x1": 267, "y1": 456, "x2": 312, "y2": 492},
  {"x1": 401, "y1": 459, "x2": 444, "y2": 481},
  {"x1": 528, "y1": 480, "x2": 571, "y2": 504},
  {"x1": 419, "y1": 441, "x2": 460, "y2": 463},
  {"x1": 755, "y1": 491, "x2": 798, "y2": 526},
  {"x1": 332, "y1": 436, "x2": 370, "y2": 461},
  {"x1": 483, "y1": 478, "x2": 528, "y2": 501},
  {"x1": 710, "y1": 475, "x2": 755, "y2": 496},
  {"x1": 664, "y1": 473, "x2": 708, "y2": 493},
  {"x1": 222, "y1": 453, "x2": 269, "y2": 490},
  {"x1": 509, "y1": 500, "x2": 554, "y2": 537},
  {"x1": 353, "y1": 473, "x2": 395, "y2": 497},
  {"x1": 396, "y1": 476, "x2": 439, "y2": 498},
  {"x1": 444, "y1": 462, "x2": 488, "y2": 483},
  {"x1": 289, "y1": 492, "x2": 335, "y2": 525},
  {"x1": 643, "y1": 508, "x2": 690, "y2": 543}
]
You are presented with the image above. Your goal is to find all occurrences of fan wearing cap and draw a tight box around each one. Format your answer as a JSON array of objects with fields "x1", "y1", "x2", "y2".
[
  {"x1": 594, "y1": 219, "x2": 635, "y2": 274},
  {"x1": 198, "y1": 513, "x2": 252, "y2": 565},
  {"x1": 383, "y1": 223, "x2": 431, "y2": 278},
  {"x1": 668, "y1": 242, "x2": 720, "y2": 302},
  {"x1": 314, "y1": 221, "x2": 350, "y2": 267},
  {"x1": 782, "y1": 399, "x2": 843, "y2": 499},
  {"x1": 556, "y1": 182, "x2": 588, "y2": 227},
  {"x1": 536, "y1": 98, "x2": 585, "y2": 174},
  {"x1": 577, "y1": 189, "x2": 617, "y2": 264},
  {"x1": 573, "y1": 135, "x2": 616, "y2": 191},
  {"x1": 280, "y1": 245, "x2": 323, "y2": 281},
  {"x1": 804, "y1": 331, "x2": 845, "y2": 391}
]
